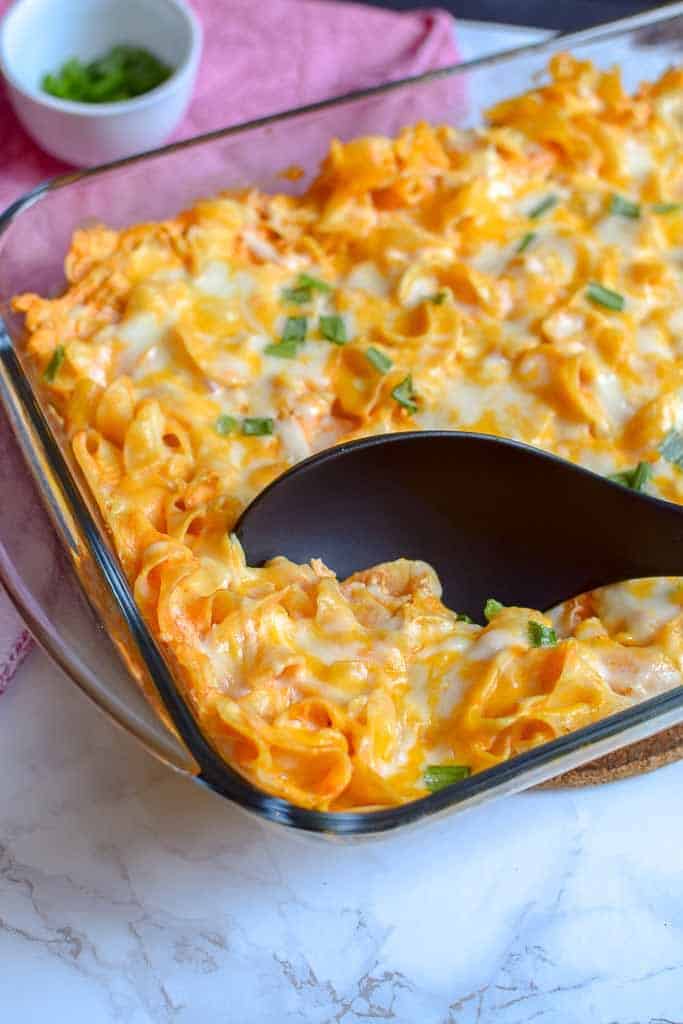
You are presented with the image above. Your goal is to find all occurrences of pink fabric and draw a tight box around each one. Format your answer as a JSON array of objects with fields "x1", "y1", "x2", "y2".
[{"x1": 0, "y1": 0, "x2": 459, "y2": 689}]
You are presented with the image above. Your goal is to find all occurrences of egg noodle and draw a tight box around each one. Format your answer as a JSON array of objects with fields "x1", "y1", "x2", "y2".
[{"x1": 14, "y1": 55, "x2": 683, "y2": 809}]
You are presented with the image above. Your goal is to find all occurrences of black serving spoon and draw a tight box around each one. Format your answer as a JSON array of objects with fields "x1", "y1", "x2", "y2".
[{"x1": 235, "y1": 431, "x2": 683, "y2": 620}]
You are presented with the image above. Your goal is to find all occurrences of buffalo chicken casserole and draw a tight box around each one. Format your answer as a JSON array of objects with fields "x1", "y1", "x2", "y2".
[{"x1": 14, "y1": 56, "x2": 683, "y2": 809}]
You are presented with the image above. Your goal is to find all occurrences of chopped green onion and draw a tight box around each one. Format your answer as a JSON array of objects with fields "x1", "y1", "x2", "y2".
[
  {"x1": 215, "y1": 414, "x2": 237, "y2": 436},
  {"x1": 282, "y1": 273, "x2": 331, "y2": 303},
  {"x1": 365, "y1": 347, "x2": 393, "y2": 374},
  {"x1": 660, "y1": 429, "x2": 683, "y2": 469},
  {"x1": 282, "y1": 285, "x2": 311, "y2": 304},
  {"x1": 424, "y1": 764, "x2": 471, "y2": 792},
  {"x1": 264, "y1": 318, "x2": 306, "y2": 359},
  {"x1": 516, "y1": 231, "x2": 536, "y2": 254},
  {"x1": 609, "y1": 194, "x2": 640, "y2": 218},
  {"x1": 428, "y1": 291, "x2": 447, "y2": 305},
  {"x1": 42, "y1": 46, "x2": 172, "y2": 104},
  {"x1": 586, "y1": 282, "x2": 625, "y2": 312},
  {"x1": 651, "y1": 202, "x2": 681, "y2": 215},
  {"x1": 264, "y1": 339, "x2": 301, "y2": 359},
  {"x1": 529, "y1": 195, "x2": 558, "y2": 219},
  {"x1": 319, "y1": 315, "x2": 347, "y2": 345},
  {"x1": 242, "y1": 417, "x2": 274, "y2": 436},
  {"x1": 528, "y1": 620, "x2": 558, "y2": 648},
  {"x1": 609, "y1": 461, "x2": 652, "y2": 492},
  {"x1": 630, "y1": 461, "x2": 652, "y2": 491},
  {"x1": 281, "y1": 316, "x2": 307, "y2": 344},
  {"x1": 43, "y1": 345, "x2": 65, "y2": 383},
  {"x1": 456, "y1": 613, "x2": 473, "y2": 624},
  {"x1": 484, "y1": 598, "x2": 504, "y2": 622},
  {"x1": 391, "y1": 375, "x2": 418, "y2": 414},
  {"x1": 297, "y1": 273, "x2": 331, "y2": 294}
]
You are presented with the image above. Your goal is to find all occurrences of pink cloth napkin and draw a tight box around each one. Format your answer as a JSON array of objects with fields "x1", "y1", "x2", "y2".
[{"x1": 0, "y1": 0, "x2": 460, "y2": 691}]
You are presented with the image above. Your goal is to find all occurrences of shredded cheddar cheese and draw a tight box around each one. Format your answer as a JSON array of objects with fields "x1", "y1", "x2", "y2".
[{"x1": 14, "y1": 55, "x2": 683, "y2": 809}]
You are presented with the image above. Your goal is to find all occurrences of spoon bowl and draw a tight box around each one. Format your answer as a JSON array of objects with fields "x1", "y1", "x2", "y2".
[{"x1": 235, "y1": 431, "x2": 683, "y2": 618}]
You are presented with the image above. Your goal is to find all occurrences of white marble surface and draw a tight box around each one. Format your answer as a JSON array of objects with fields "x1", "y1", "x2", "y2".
[
  {"x1": 3, "y1": 650, "x2": 683, "y2": 1022},
  {"x1": 3, "y1": 21, "x2": 683, "y2": 1024}
]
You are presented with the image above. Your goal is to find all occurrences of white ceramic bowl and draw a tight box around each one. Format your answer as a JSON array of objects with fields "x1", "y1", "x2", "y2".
[{"x1": 0, "y1": 0, "x2": 202, "y2": 167}]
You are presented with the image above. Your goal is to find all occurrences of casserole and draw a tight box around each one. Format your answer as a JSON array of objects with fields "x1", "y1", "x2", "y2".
[{"x1": 1, "y1": 3, "x2": 683, "y2": 836}]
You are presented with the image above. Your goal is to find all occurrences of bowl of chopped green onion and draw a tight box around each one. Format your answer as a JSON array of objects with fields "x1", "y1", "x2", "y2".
[{"x1": 0, "y1": 0, "x2": 202, "y2": 167}]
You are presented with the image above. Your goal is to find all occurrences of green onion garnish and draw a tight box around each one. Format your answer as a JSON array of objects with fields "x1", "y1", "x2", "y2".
[
  {"x1": 265, "y1": 317, "x2": 307, "y2": 357},
  {"x1": 282, "y1": 285, "x2": 310, "y2": 304},
  {"x1": 609, "y1": 461, "x2": 652, "y2": 492},
  {"x1": 242, "y1": 417, "x2": 274, "y2": 436},
  {"x1": 298, "y1": 273, "x2": 331, "y2": 294},
  {"x1": 586, "y1": 282, "x2": 625, "y2": 312},
  {"x1": 484, "y1": 598, "x2": 504, "y2": 622},
  {"x1": 281, "y1": 316, "x2": 307, "y2": 343},
  {"x1": 609, "y1": 194, "x2": 640, "y2": 219},
  {"x1": 215, "y1": 414, "x2": 238, "y2": 436},
  {"x1": 651, "y1": 202, "x2": 681, "y2": 215},
  {"x1": 528, "y1": 620, "x2": 558, "y2": 648},
  {"x1": 42, "y1": 46, "x2": 171, "y2": 104},
  {"x1": 516, "y1": 231, "x2": 536, "y2": 254},
  {"x1": 424, "y1": 764, "x2": 471, "y2": 792},
  {"x1": 456, "y1": 613, "x2": 473, "y2": 623},
  {"x1": 660, "y1": 429, "x2": 683, "y2": 469},
  {"x1": 429, "y1": 291, "x2": 447, "y2": 305},
  {"x1": 319, "y1": 315, "x2": 347, "y2": 345},
  {"x1": 391, "y1": 375, "x2": 418, "y2": 414},
  {"x1": 365, "y1": 347, "x2": 393, "y2": 374},
  {"x1": 43, "y1": 345, "x2": 65, "y2": 383},
  {"x1": 282, "y1": 274, "x2": 331, "y2": 303},
  {"x1": 264, "y1": 339, "x2": 301, "y2": 359},
  {"x1": 529, "y1": 195, "x2": 558, "y2": 219}
]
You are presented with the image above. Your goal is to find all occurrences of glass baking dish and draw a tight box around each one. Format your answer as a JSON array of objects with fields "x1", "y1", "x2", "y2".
[{"x1": 1, "y1": 2, "x2": 683, "y2": 839}]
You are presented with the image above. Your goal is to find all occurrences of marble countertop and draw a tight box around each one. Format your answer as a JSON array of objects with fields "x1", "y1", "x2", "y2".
[{"x1": 2, "y1": 22, "x2": 683, "y2": 1024}]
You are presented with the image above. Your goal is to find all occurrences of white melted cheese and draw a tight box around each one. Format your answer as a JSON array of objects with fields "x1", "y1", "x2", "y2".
[
  {"x1": 263, "y1": 337, "x2": 331, "y2": 392},
  {"x1": 588, "y1": 645, "x2": 681, "y2": 700},
  {"x1": 117, "y1": 313, "x2": 167, "y2": 374},
  {"x1": 243, "y1": 231, "x2": 281, "y2": 263},
  {"x1": 278, "y1": 418, "x2": 312, "y2": 462},
  {"x1": 595, "y1": 369, "x2": 632, "y2": 429},
  {"x1": 400, "y1": 273, "x2": 440, "y2": 307},
  {"x1": 193, "y1": 261, "x2": 255, "y2": 300},
  {"x1": 346, "y1": 261, "x2": 390, "y2": 297},
  {"x1": 637, "y1": 323, "x2": 670, "y2": 357},
  {"x1": 596, "y1": 214, "x2": 640, "y2": 248},
  {"x1": 593, "y1": 579, "x2": 683, "y2": 643},
  {"x1": 468, "y1": 625, "x2": 523, "y2": 662},
  {"x1": 193, "y1": 261, "x2": 234, "y2": 298},
  {"x1": 471, "y1": 242, "x2": 512, "y2": 277},
  {"x1": 524, "y1": 233, "x2": 578, "y2": 283},
  {"x1": 419, "y1": 378, "x2": 547, "y2": 437},
  {"x1": 409, "y1": 629, "x2": 478, "y2": 718},
  {"x1": 669, "y1": 307, "x2": 683, "y2": 350},
  {"x1": 623, "y1": 138, "x2": 653, "y2": 180}
]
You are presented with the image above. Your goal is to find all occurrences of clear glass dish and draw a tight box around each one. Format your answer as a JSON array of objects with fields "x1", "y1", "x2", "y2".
[{"x1": 1, "y1": 3, "x2": 683, "y2": 838}]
